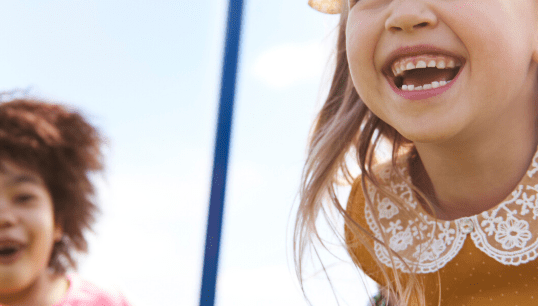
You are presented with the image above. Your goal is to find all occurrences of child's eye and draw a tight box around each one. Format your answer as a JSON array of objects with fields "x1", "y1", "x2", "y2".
[{"x1": 13, "y1": 194, "x2": 36, "y2": 203}]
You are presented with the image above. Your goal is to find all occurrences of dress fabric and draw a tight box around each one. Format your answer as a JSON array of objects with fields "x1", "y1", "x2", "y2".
[
  {"x1": 53, "y1": 274, "x2": 133, "y2": 306},
  {"x1": 345, "y1": 146, "x2": 538, "y2": 306}
]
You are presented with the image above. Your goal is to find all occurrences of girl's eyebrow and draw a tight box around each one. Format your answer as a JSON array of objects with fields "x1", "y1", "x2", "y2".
[{"x1": 4, "y1": 174, "x2": 42, "y2": 187}]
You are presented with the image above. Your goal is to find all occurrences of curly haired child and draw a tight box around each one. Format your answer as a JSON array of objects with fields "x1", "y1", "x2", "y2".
[
  {"x1": 0, "y1": 97, "x2": 132, "y2": 305},
  {"x1": 295, "y1": 0, "x2": 538, "y2": 305}
]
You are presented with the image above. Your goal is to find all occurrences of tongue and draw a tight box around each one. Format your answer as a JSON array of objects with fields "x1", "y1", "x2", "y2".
[{"x1": 402, "y1": 68, "x2": 458, "y2": 87}]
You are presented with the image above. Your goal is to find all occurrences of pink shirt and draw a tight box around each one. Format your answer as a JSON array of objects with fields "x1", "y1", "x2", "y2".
[{"x1": 53, "y1": 274, "x2": 133, "y2": 306}]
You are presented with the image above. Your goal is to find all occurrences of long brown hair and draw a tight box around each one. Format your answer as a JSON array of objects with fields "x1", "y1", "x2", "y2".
[{"x1": 294, "y1": 6, "x2": 441, "y2": 306}]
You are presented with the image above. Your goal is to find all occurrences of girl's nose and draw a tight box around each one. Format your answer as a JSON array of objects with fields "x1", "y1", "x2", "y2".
[
  {"x1": 0, "y1": 215, "x2": 15, "y2": 228},
  {"x1": 0, "y1": 201, "x2": 16, "y2": 229},
  {"x1": 385, "y1": 0, "x2": 437, "y2": 33}
]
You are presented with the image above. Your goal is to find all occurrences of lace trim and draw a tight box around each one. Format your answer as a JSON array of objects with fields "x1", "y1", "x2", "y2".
[{"x1": 364, "y1": 148, "x2": 538, "y2": 273}]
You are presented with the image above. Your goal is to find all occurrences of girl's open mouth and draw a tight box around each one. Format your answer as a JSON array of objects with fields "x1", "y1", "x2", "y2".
[
  {"x1": 0, "y1": 244, "x2": 25, "y2": 265},
  {"x1": 384, "y1": 55, "x2": 466, "y2": 100},
  {"x1": 393, "y1": 66, "x2": 460, "y2": 91}
]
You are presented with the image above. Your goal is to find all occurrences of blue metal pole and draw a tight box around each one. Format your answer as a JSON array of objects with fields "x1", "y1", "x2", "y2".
[{"x1": 199, "y1": 0, "x2": 245, "y2": 305}]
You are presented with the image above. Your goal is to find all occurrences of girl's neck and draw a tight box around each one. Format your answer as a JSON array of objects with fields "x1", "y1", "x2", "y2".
[
  {"x1": 0, "y1": 271, "x2": 69, "y2": 306},
  {"x1": 411, "y1": 106, "x2": 538, "y2": 221}
]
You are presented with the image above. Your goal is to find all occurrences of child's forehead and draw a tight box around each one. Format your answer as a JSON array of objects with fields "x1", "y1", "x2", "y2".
[{"x1": 0, "y1": 159, "x2": 44, "y2": 185}]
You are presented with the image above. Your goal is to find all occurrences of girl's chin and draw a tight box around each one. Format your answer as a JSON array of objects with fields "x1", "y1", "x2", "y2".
[
  {"x1": 0, "y1": 281, "x2": 26, "y2": 299},
  {"x1": 389, "y1": 110, "x2": 469, "y2": 144},
  {"x1": 396, "y1": 127, "x2": 460, "y2": 144},
  {"x1": 0, "y1": 265, "x2": 36, "y2": 294},
  {"x1": 0, "y1": 273, "x2": 39, "y2": 304}
]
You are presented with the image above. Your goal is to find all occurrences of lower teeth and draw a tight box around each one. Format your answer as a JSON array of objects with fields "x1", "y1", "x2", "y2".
[{"x1": 401, "y1": 80, "x2": 451, "y2": 91}]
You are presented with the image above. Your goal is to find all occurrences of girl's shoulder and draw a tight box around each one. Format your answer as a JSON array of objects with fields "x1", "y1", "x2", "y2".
[
  {"x1": 344, "y1": 157, "x2": 408, "y2": 286},
  {"x1": 344, "y1": 172, "x2": 388, "y2": 286},
  {"x1": 345, "y1": 158, "x2": 400, "y2": 232},
  {"x1": 54, "y1": 274, "x2": 133, "y2": 306},
  {"x1": 345, "y1": 174, "x2": 368, "y2": 230}
]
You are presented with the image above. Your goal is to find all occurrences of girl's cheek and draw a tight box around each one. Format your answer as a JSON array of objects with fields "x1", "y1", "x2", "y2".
[
  {"x1": 346, "y1": 26, "x2": 365, "y2": 65},
  {"x1": 24, "y1": 206, "x2": 54, "y2": 228},
  {"x1": 347, "y1": 13, "x2": 377, "y2": 55}
]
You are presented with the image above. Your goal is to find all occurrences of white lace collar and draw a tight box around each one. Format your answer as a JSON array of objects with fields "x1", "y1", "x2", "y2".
[{"x1": 364, "y1": 147, "x2": 538, "y2": 273}]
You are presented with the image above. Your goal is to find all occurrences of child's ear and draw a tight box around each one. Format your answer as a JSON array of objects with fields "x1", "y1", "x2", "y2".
[
  {"x1": 53, "y1": 221, "x2": 63, "y2": 243},
  {"x1": 54, "y1": 226, "x2": 63, "y2": 242},
  {"x1": 533, "y1": 23, "x2": 538, "y2": 64},
  {"x1": 534, "y1": 42, "x2": 538, "y2": 64}
]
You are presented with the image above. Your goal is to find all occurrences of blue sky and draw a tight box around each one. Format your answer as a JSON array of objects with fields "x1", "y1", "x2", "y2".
[{"x1": 0, "y1": 1, "x2": 377, "y2": 305}]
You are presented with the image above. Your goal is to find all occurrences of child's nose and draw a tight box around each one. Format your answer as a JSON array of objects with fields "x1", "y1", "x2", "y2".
[
  {"x1": 0, "y1": 200, "x2": 16, "y2": 228},
  {"x1": 385, "y1": 0, "x2": 438, "y2": 33}
]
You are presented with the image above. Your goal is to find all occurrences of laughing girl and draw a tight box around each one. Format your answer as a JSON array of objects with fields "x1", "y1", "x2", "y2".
[
  {"x1": 295, "y1": 0, "x2": 538, "y2": 305},
  {"x1": 0, "y1": 98, "x2": 132, "y2": 305}
]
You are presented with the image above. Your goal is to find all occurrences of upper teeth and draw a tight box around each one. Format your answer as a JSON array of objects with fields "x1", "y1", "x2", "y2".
[{"x1": 392, "y1": 55, "x2": 462, "y2": 77}]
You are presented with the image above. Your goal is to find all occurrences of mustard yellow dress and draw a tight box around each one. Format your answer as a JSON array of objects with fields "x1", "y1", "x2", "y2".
[{"x1": 345, "y1": 148, "x2": 538, "y2": 306}]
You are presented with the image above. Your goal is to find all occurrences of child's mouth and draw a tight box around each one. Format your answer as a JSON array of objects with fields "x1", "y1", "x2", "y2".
[
  {"x1": 0, "y1": 244, "x2": 25, "y2": 265},
  {"x1": 383, "y1": 57, "x2": 466, "y2": 100},
  {"x1": 393, "y1": 67, "x2": 460, "y2": 91},
  {"x1": 382, "y1": 53, "x2": 465, "y2": 93}
]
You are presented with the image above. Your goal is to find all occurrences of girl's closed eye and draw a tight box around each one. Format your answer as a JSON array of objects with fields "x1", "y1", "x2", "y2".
[{"x1": 13, "y1": 193, "x2": 37, "y2": 204}]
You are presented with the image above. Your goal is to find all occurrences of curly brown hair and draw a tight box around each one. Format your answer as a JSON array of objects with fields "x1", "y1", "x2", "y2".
[{"x1": 0, "y1": 96, "x2": 105, "y2": 274}]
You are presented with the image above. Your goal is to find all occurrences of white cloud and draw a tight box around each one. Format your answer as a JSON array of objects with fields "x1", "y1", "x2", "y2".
[
  {"x1": 251, "y1": 41, "x2": 334, "y2": 89},
  {"x1": 79, "y1": 225, "x2": 198, "y2": 306},
  {"x1": 217, "y1": 265, "x2": 307, "y2": 306},
  {"x1": 217, "y1": 263, "x2": 378, "y2": 306},
  {"x1": 78, "y1": 146, "x2": 213, "y2": 305}
]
